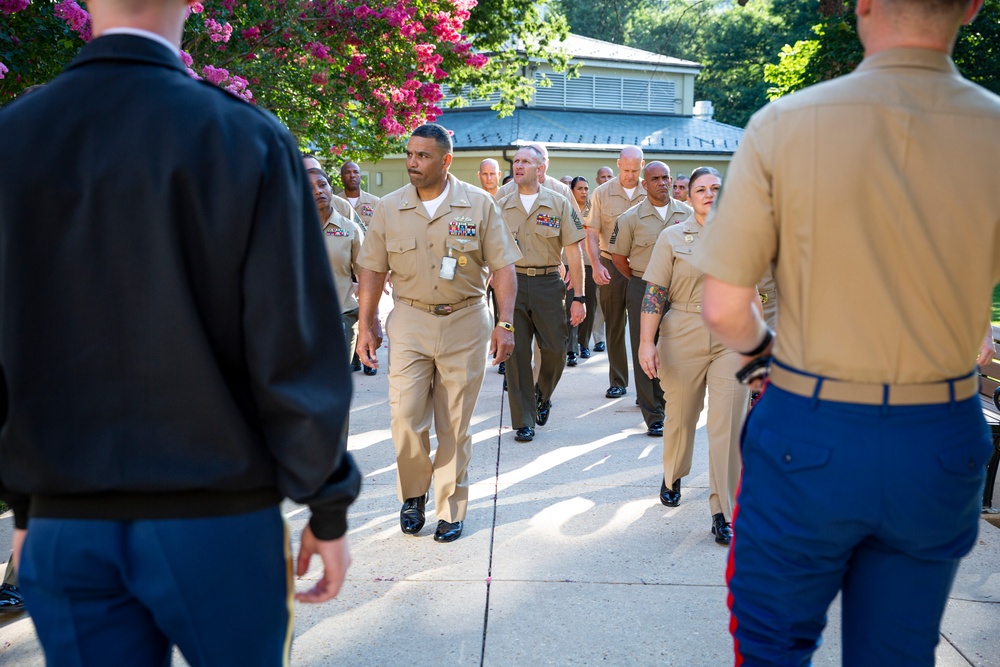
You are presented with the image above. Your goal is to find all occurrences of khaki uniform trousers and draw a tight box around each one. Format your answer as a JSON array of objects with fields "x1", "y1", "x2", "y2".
[
  {"x1": 386, "y1": 301, "x2": 491, "y2": 523},
  {"x1": 626, "y1": 277, "x2": 665, "y2": 427},
  {"x1": 508, "y1": 273, "x2": 569, "y2": 428},
  {"x1": 598, "y1": 255, "x2": 629, "y2": 389},
  {"x1": 658, "y1": 309, "x2": 749, "y2": 520}
]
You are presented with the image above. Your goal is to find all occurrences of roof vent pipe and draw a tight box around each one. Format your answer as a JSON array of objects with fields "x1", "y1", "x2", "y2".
[{"x1": 692, "y1": 100, "x2": 714, "y2": 120}]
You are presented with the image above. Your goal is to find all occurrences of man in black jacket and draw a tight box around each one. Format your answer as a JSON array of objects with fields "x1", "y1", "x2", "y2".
[{"x1": 0, "y1": 0, "x2": 361, "y2": 663}]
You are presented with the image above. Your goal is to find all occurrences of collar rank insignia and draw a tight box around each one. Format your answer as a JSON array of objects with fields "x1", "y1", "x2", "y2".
[{"x1": 536, "y1": 214, "x2": 561, "y2": 228}]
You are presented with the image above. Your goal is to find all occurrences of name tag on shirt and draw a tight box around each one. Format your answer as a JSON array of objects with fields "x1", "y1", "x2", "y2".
[{"x1": 536, "y1": 214, "x2": 561, "y2": 228}]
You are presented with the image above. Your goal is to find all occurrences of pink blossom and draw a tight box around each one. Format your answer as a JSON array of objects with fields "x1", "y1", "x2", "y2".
[
  {"x1": 205, "y1": 18, "x2": 233, "y2": 43},
  {"x1": 220, "y1": 0, "x2": 236, "y2": 10},
  {"x1": 0, "y1": 0, "x2": 30, "y2": 16},
  {"x1": 179, "y1": 50, "x2": 194, "y2": 67},
  {"x1": 306, "y1": 42, "x2": 330, "y2": 60},
  {"x1": 353, "y1": 4, "x2": 373, "y2": 19},
  {"x1": 190, "y1": 2, "x2": 204, "y2": 13},
  {"x1": 241, "y1": 26, "x2": 260, "y2": 41},
  {"x1": 419, "y1": 83, "x2": 443, "y2": 103},
  {"x1": 311, "y1": 72, "x2": 327, "y2": 86},
  {"x1": 433, "y1": 67, "x2": 448, "y2": 80},
  {"x1": 54, "y1": 0, "x2": 92, "y2": 41},
  {"x1": 465, "y1": 53, "x2": 488, "y2": 69},
  {"x1": 0, "y1": 62, "x2": 7, "y2": 80},
  {"x1": 225, "y1": 75, "x2": 253, "y2": 102},
  {"x1": 202, "y1": 65, "x2": 230, "y2": 86}
]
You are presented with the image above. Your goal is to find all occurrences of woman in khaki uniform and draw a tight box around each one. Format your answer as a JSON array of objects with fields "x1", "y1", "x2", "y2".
[{"x1": 637, "y1": 167, "x2": 748, "y2": 545}]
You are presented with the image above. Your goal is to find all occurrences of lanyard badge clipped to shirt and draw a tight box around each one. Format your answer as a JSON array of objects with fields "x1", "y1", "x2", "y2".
[{"x1": 440, "y1": 245, "x2": 457, "y2": 280}]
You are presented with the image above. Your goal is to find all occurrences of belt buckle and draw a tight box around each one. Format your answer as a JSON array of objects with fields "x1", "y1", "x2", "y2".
[
  {"x1": 526, "y1": 268, "x2": 538, "y2": 277},
  {"x1": 432, "y1": 304, "x2": 452, "y2": 316},
  {"x1": 759, "y1": 293, "x2": 768, "y2": 305}
]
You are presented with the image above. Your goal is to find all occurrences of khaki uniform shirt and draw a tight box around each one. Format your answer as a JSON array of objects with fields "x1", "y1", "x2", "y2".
[
  {"x1": 347, "y1": 190, "x2": 380, "y2": 230},
  {"x1": 330, "y1": 193, "x2": 364, "y2": 229},
  {"x1": 609, "y1": 198, "x2": 692, "y2": 277},
  {"x1": 691, "y1": 48, "x2": 1000, "y2": 383},
  {"x1": 583, "y1": 177, "x2": 647, "y2": 257},
  {"x1": 756, "y1": 267, "x2": 778, "y2": 329},
  {"x1": 497, "y1": 187, "x2": 586, "y2": 267},
  {"x1": 643, "y1": 216, "x2": 706, "y2": 314},
  {"x1": 321, "y1": 210, "x2": 365, "y2": 313},
  {"x1": 358, "y1": 174, "x2": 521, "y2": 304}
]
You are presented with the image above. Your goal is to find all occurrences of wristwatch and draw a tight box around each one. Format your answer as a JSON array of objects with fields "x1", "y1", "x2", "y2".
[
  {"x1": 572, "y1": 296, "x2": 586, "y2": 303},
  {"x1": 497, "y1": 321, "x2": 515, "y2": 333}
]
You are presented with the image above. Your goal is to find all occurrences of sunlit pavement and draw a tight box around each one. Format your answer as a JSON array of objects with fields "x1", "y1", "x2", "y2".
[{"x1": 3, "y1": 300, "x2": 999, "y2": 665}]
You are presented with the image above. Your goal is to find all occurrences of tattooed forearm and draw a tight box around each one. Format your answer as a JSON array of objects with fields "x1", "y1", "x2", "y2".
[{"x1": 642, "y1": 284, "x2": 668, "y2": 315}]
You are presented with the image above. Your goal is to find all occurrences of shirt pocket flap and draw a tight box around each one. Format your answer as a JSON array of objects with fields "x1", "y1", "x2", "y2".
[
  {"x1": 634, "y1": 233, "x2": 659, "y2": 247},
  {"x1": 446, "y1": 237, "x2": 481, "y2": 253},
  {"x1": 387, "y1": 237, "x2": 417, "y2": 253},
  {"x1": 672, "y1": 244, "x2": 694, "y2": 256}
]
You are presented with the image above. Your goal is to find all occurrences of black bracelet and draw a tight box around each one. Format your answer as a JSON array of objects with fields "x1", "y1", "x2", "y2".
[
  {"x1": 739, "y1": 328, "x2": 773, "y2": 357},
  {"x1": 572, "y1": 295, "x2": 586, "y2": 303}
]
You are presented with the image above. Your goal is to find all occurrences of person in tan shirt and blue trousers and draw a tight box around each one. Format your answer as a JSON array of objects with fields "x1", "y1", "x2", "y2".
[
  {"x1": 694, "y1": 0, "x2": 1000, "y2": 663},
  {"x1": 498, "y1": 146, "x2": 587, "y2": 442}
]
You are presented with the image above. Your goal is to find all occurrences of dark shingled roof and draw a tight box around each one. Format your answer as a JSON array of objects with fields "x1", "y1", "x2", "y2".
[{"x1": 436, "y1": 108, "x2": 743, "y2": 155}]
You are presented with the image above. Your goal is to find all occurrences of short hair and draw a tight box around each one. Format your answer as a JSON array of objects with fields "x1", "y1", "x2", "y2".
[
  {"x1": 687, "y1": 166, "x2": 721, "y2": 193},
  {"x1": 411, "y1": 123, "x2": 453, "y2": 154},
  {"x1": 570, "y1": 176, "x2": 588, "y2": 190},
  {"x1": 502, "y1": 175, "x2": 513, "y2": 185},
  {"x1": 516, "y1": 145, "x2": 545, "y2": 165},
  {"x1": 674, "y1": 173, "x2": 688, "y2": 181}
]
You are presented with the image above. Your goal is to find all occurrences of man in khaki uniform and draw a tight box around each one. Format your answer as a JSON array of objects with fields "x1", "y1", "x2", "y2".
[
  {"x1": 595, "y1": 166, "x2": 614, "y2": 186},
  {"x1": 694, "y1": 0, "x2": 1000, "y2": 663},
  {"x1": 609, "y1": 162, "x2": 691, "y2": 436},
  {"x1": 306, "y1": 167, "x2": 366, "y2": 368},
  {"x1": 671, "y1": 173, "x2": 689, "y2": 203},
  {"x1": 340, "y1": 161, "x2": 380, "y2": 231},
  {"x1": 495, "y1": 144, "x2": 581, "y2": 214},
  {"x1": 478, "y1": 158, "x2": 501, "y2": 198},
  {"x1": 356, "y1": 124, "x2": 520, "y2": 543},
  {"x1": 584, "y1": 146, "x2": 646, "y2": 398},
  {"x1": 498, "y1": 146, "x2": 586, "y2": 442},
  {"x1": 302, "y1": 154, "x2": 365, "y2": 229}
]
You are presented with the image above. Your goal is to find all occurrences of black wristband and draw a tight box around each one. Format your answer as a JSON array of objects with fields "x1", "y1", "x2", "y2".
[
  {"x1": 572, "y1": 295, "x2": 586, "y2": 303},
  {"x1": 739, "y1": 328, "x2": 773, "y2": 356}
]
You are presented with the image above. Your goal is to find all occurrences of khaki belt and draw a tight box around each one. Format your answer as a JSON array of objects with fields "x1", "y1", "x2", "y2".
[
  {"x1": 769, "y1": 363, "x2": 978, "y2": 406},
  {"x1": 515, "y1": 266, "x2": 560, "y2": 276},
  {"x1": 670, "y1": 302, "x2": 702, "y2": 314},
  {"x1": 395, "y1": 295, "x2": 481, "y2": 316}
]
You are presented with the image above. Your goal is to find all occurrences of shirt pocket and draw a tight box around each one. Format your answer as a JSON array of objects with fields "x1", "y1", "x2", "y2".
[
  {"x1": 634, "y1": 233, "x2": 659, "y2": 249},
  {"x1": 533, "y1": 224, "x2": 561, "y2": 239},
  {"x1": 387, "y1": 237, "x2": 418, "y2": 279},
  {"x1": 445, "y1": 237, "x2": 482, "y2": 271}
]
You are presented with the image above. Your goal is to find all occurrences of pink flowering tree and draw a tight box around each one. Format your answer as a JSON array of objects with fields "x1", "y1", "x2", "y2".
[{"x1": 1, "y1": 0, "x2": 570, "y2": 160}]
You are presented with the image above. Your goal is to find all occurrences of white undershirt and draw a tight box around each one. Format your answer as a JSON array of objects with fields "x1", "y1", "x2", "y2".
[
  {"x1": 519, "y1": 193, "x2": 539, "y2": 212},
  {"x1": 347, "y1": 196, "x2": 360, "y2": 208},
  {"x1": 422, "y1": 183, "x2": 450, "y2": 218},
  {"x1": 623, "y1": 187, "x2": 637, "y2": 199},
  {"x1": 101, "y1": 28, "x2": 178, "y2": 58},
  {"x1": 653, "y1": 205, "x2": 669, "y2": 221}
]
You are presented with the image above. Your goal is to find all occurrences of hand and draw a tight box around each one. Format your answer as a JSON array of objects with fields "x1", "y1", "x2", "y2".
[
  {"x1": 383, "y1": 273, "x2": 393, "y2": 295},
  {"x1": 979, "y1": 338, "x2": 996, "y2": 366},
  {"x1": 357, "y1": 325, "x2": 380, "y2": 369},
  {"x1": 569, "y1": 301, "x2": 586, "y2": 327},
  {"x1": 489, "y1": 327, "x2": 515, "y2": 366},
  {"x1": 295, "y1": 527, "x2": 351, "y2": 604},
  {"x1": 373, "y1": 317, "x2": 385, "y2": 348},
  {"x1": 638, "y1": 340, "x2": 658, "y2": 380},
  {"x1": 593, "y1": 263, "x2": 611, "y2": 286},
  {"x1": 11, "y1": 527, "x2": 25, "y2": 572}
]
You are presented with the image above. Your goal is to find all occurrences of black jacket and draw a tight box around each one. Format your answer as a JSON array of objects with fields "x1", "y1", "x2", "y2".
[{"x1": 0, "y1": 35, "x2": 360, "y2": 539}]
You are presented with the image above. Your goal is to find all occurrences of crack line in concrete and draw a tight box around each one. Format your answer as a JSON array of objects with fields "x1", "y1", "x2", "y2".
[
  {"x1": 480, "y1": 380, "x2": 506, "y2": 667},
  {"x1": 940, "y1": 631, "x2": 975, "y2": 666}
]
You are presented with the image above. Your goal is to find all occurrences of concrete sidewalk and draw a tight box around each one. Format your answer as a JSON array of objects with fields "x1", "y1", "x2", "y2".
[{"x1": 2, "y1": 333, "x2": 999, "y2": 665}]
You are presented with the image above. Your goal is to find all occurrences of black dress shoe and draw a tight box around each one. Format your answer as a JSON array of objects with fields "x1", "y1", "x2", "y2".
[
  {"x1": 514, "y1": 427, "x2": 534, "y2": 441},
  {"x1": 498, "y1": 361, "x2": 506, "y2": 375},
  {"x1": 351, "y1": 362, "x2": 362, "y2": 372},
  {"x1": 659, "y1": 478, "x2": 681, "y2": 507},
  {"x1": 434, "y1": 520, "x2": 463, "y2": 543},
  {"x1": 363, "y1": 365, "x2": 377, "y2": 376},
  {"x1": 605, "y1": 386, "x2": 626, "y2": 398},
  {"x1": 399, "y1": 495, "x2": 426, "y2": 534},
  {"x1": 566, "y1": 352, "x2": 578, "y2": 367},
  {"x1": 593, "y1": 341, "x2": 606, "y2": 352},
  {"x1": 579, "y1": 347, "x2": 591, "y2": 359},
  {"x1": 536, "y1": 400, "x2": 552, "y2": 426},
  {"x1": 647, "y1": 421, "x2": 663, "y2": 437},
  {"x1": 712, "y1": 513, "x2": 732, "y2": 545}
]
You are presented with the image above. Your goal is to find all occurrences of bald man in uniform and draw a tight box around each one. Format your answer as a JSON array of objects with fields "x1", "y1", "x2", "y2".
[
  {"x1": 696, "y1": 0, "x2": 1000, "y2": 663},
  {"x1": 303, "y1": 154, "x2": 365, "y2": 229},
  {"x1": 584, "y1": 146, "x2": 646, "y2": 398},
  {"x1": 498, "y1": 147, "x2": 586, "y2": 442},
  {"x1": 356, "y1": 123, "x2": 520, "y2": 543},
  {"x1": 596, "y1": 166, "x2": 614, "y2": 186},
  {"x1": 609, "y1": 162, "x2": 691, "y2": 436},
  {"x1": 478, "y1": 158, "x2": 501, "y2": 198}
]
